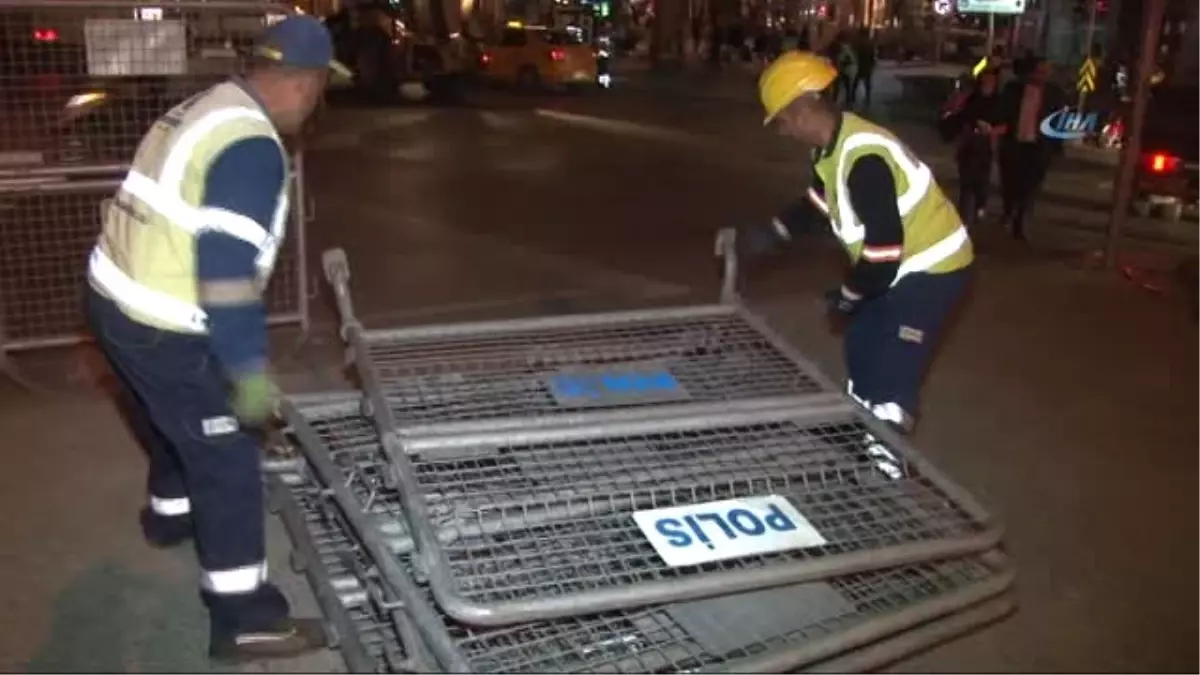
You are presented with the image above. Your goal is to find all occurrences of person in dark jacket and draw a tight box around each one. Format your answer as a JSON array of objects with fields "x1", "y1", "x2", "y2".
[
  {"x1": 997, "y1": 58, "x2": 1064, "y2": 241},
  {"x1": 852, "y1": 29, "x2": 877, "y2": 107},
  {"x1": 797, "y1": 26, "x2": 811, "y2": 50},
  {"x1": 954, "y1": 69, "x2": 1007, "y2": 227}
]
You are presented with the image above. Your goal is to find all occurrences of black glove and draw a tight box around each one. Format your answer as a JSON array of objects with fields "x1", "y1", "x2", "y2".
[
  {"x1": 825, "y1": 286, "x2": 862, "y2": 316},
  {"x1": 740, "y1": 222, "x2": 787, "y2": 259}
]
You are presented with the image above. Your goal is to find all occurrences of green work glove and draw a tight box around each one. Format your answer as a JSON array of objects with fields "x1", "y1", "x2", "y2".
[{"x1": 231, "y1": 371, "x2": 278, "y2": 426}]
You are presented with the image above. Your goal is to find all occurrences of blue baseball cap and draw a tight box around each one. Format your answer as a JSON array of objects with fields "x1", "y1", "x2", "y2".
[{"x1": 256, "y1": 15, "x2": 351, "y2": 78}]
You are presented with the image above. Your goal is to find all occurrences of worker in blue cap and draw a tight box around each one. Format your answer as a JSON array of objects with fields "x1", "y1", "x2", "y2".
[{"x1": 84, "y1": 15, "x2": 348, "y2": 662}]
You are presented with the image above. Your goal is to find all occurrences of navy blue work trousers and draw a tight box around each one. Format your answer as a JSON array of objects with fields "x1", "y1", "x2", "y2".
[
  {"x1": 843, "y1": 267, "x2": 970, "y2": 428},
  {"x1": 85, "y1": 288, "x2": 280, "y2": 629}
]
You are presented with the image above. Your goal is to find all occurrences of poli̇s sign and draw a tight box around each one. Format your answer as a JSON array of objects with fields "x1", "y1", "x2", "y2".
[
  {"x1": 1040, "y1": 107, "x2": 1099, "y2": 141},
  {"x1": 631, "y1": 495, "x2": 828, "y2": 567}
]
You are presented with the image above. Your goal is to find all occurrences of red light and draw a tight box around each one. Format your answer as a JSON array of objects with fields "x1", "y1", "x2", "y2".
[
  {"x1": 1147, "y1": 152, "x2": 1181, "y2": 174},
  {"x1": 549, "y1": 48, "x2": 565, "y2": 61},
  {"x1": 480, "y1": 52, "x2": 490, "y2": 64},
  {"x1": 33, "y1": 28, "x2": 59, "y2": 42}
]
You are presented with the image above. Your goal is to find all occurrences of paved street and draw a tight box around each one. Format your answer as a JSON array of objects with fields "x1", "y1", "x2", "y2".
[{"x1": 0, "y1": 74, "x2": 1195, "y2": 673}]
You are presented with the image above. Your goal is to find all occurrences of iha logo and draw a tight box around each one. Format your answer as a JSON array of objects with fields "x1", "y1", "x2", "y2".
[{"x1": 1040, "y1": 107, "x2": 1099, "y2": 141}]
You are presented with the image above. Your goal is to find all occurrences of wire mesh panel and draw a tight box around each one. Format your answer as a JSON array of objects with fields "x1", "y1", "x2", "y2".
[
  {"x1": 279, "y1": 393, "x2": 1016, "y2": 674},
  {"x1": 437, "y1": 556, "x2": 1011, "y2": 674},
  {"x1": 286, "y1": 396, "x2": 1002, "y2": 626},
  {"x1": 0, "y1": 0, "x2": 304, "y2": 351},
  {"x1": 357, "y1": 305, "x2": 837, "y2": 431},
  {"x1": 270, "y1": 469, "x2": 416, "y2": 673}
]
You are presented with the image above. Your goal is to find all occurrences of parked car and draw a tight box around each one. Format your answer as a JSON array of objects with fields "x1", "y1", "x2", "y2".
[
  {"x1": 478, "y1": 23, "x2": 599, "y2": 92},
  {"x1": 1134, "y1": 84, "x2": 1199, "y2": 222}
]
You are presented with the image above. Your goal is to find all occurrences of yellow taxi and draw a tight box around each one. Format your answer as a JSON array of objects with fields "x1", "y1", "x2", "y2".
[{"x1": 479, "y1": 22, "x2": 598, "y2": 91}]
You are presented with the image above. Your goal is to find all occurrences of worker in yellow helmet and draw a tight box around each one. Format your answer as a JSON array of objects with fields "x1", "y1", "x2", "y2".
[
  {"x1": 728, "y1": 50, "x2": 974, "y2": 434},
  {"x1": 83, "y1": 16, "x2": 347, "y2": 662}
]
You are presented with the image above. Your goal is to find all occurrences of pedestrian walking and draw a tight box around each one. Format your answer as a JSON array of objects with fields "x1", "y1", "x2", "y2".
[
  {"x1": 998, "y1": 58, "x2": 1065, "y2": 241},
  {"x1": 834, "y1": 36, "x2": 859, "y2": 105},
  {"x1": 952, "y1": 69, "x2": 1007, "y2": 227},
  {"x1": 852, "y1": 29, "x2": 877, "y2": 107}
]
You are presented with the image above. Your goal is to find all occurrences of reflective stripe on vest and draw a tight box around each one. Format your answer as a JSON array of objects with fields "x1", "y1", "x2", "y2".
[
  {"x1": 893, "y1": 225, "x2": 968, "y2": 284},
  {"x1": 89, "y1": 247, "x2": 209, "y2": 332},
  {"x1": 89, "y1": 101, "x2": 289, "y2": 333},
  {"x1": 832, "y1": 131, "x2": 934, "y2": 245}
]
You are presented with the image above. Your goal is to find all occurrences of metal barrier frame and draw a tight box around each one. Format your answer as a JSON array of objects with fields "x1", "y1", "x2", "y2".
[
  {"x1": 0, "y1": 0, "x2": 310, "y2": 376},
  {"x1": 267, "y1": 476, "x2": 380, "y2": 674},
  {"x1": 267, "y1": 469, "x2": 443, "y2": 673},
  {"x1": 317, "y1": 249, "x2": 1004, "y2": 627},
  {"x1": 800, "y1": 594, "x2": 1018, "y2": 673},
  {"x1": 346, "y1": 302, "x2": 846, "y2": 438},
  {"x1": 275, "y1": 394, "x2": 1016, "y2": 673}
]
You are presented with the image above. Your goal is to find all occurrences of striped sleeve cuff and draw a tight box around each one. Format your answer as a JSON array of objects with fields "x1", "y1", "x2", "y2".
[{"x1": 861, "y1": 244, "x2": 903, "y2": 262}]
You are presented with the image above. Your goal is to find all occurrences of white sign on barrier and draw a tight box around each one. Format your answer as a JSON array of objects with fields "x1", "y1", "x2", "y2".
[
  {"x1": 133, "y1": 7, "x2": 163, "y2": 21},
  {"x1": 84, "y1": 18, "x2": 186, "y2": 76},
  {"x1": 632, "y1": 495, "x2": 827, "y2": 567}
]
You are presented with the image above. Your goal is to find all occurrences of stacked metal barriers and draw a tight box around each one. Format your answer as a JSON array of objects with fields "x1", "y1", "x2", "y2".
[{"x1": 267, "y1": 245, "x2": 1016, "y2": 673}]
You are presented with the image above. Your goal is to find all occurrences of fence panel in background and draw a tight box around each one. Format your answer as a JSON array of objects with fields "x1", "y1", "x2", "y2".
[{"x1": 0, "y1": 0, "x2": 307, "y2": 354}]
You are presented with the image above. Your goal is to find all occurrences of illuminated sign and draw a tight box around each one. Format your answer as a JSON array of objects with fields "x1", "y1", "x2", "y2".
[{"x1": 958, "y1": 0, "x2": 1026, "y2": 14}]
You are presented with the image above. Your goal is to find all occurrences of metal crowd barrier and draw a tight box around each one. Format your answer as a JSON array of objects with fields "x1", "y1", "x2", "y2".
[
  {"x1": 0, "y1": 0, "x2": 308, "y2": 361},
  {"x1": 269, "y1": 392, "x2": 1017, "y2": 673},
  {"x1": 319, "y1": 248, "x2": 1004, "y2": 626}
]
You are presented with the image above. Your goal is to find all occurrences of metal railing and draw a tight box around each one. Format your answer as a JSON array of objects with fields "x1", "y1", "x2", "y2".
[{"x1": 0, "y1": 0, "x2": 309, "y2": 366}]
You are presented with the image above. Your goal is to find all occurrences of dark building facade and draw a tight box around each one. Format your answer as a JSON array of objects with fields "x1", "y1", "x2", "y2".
[{"x1": 1102, "y1": 0, "x2": 1197, "y2": 83}]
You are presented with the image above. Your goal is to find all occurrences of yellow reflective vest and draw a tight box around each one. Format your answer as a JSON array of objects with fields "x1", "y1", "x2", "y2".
[
  {"x1": 809, "y1": 113, "x2": 972, "y2": 283},
  {"x1": 88, "y1": 81, "x2": 290, "y2": 334}
]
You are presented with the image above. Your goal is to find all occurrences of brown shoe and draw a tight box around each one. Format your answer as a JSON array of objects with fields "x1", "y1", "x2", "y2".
[{"x1": 209, "y1": 617, "x2": 328, "y2": 664}]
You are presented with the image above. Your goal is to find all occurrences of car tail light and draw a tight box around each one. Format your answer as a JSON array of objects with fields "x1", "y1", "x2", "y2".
[
  {"x1": 1146, "y1": 152, "x2": 1181, "y2": 174},
  {"x1": 33, "y1": 28, "x2": 59, "y2": 42},
  {"x1": 480, "y1": 52, "x2": 490, "y2": 65},
  {"x1": 549, "y1": 48, "x2": 565, "y2": 62}
]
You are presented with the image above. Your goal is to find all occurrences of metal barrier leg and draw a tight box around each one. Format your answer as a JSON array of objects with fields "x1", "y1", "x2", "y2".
[
  {"x1": 268, "y1": 477, "x2": 378, "y2": 673},
  {"x1": 0, "y1": 336, "x2": 36, "y2": 391},
  {"x1": 322, "y1": 248, "x2": 362, "y2": 338},
  {"x1": 715, "y1": 227, "x2": 740, "y2": 305},
  {"x1": 281, "y1": 395, "x2": 471, "y2": 672}
]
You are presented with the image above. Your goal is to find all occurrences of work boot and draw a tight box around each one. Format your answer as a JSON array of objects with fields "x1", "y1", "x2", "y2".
[
  {"x1": 140, "y1": 508, "x2": 194, "y2": 549},
  {"x1": 209, "y1": 617, "x2": 328, "y2": 664},
  {"x1": 207, "y1": 584, "x2": 328, "y2": 664}
]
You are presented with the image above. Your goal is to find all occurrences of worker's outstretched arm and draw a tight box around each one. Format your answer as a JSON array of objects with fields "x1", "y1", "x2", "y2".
[
  {"x1": 196, "y1": 136, "x2": 286, "y2": 379},
  {"x1": 842, "y1": 154, "x2": 903, "y2": 299},
  {"x1": 741, "y1": 193, "x2": 826, "y2": 257}
]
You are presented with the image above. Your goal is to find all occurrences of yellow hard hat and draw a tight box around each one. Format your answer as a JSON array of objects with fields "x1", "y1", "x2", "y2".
[{"x1": 758, "y1": 51, "x2": 838, "y2": 124}]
